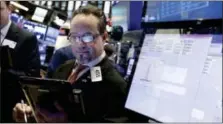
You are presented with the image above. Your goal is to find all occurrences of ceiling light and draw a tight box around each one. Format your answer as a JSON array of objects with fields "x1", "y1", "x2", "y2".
[{"x1": 10, "y1": 1, "x2": 29, "y2": 11}]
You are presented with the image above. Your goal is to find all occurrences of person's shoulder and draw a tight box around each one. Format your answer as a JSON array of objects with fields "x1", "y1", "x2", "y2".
[
  {"x1": 57, "y1": 45, "x2": 73, "y2": 55},
  {"x1": 56, "y1": 59, "x2": 75, "y2": 72},
  {"x1": 101, "y1": 59, "x2": 127, "y2": 92},
  {"x1": 19, "y1": 28, "x2": 35, "y2": 38},
  {"x1": 52, "y1": 59, "x2": 75, "y2": 79}
]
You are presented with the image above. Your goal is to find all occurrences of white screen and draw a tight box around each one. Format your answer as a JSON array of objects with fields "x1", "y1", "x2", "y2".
[
  {"x1": 34, "y1": 1, "x2": 40, "y2": 5},
  {"x1": 125, "y1": 34, "x2": 222, "y2": 122}
]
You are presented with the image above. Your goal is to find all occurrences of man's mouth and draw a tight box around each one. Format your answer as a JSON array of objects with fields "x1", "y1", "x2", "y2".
[{"x1": 76, "y1": 51, "x2": 89, "y2": 54}]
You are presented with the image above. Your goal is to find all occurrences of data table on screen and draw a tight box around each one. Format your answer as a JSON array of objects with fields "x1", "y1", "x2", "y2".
[{"x1": 125, "y1": 34, "x2": 222, "y2": 122}]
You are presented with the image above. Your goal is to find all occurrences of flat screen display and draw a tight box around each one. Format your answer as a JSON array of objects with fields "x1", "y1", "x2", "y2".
[
  {"x1": 111, "y1": 1, "x2": 129, "y2": 32},
  {"x1": 23, "y1": 20, "x2": 47, "y2": 40},
  {"x1": 144, "y1": 1, "x2": 222, "y2": 22},
  {"x1": 45, "y1": 27, "x2": 59, "y2": 44},
  {"x1": 10, "y1": 13, "x2": 20, "y2": 23},
  {"x1": 125, "y1": 33, "x2": 222, "y2": 122}
]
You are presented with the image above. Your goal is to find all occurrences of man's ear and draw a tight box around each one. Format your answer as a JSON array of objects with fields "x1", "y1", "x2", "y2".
[
  {"x1": 7, "y1": 4, "x2": 13, "y2": 13},
  {"x1": 102, "y1": 31, "x2": 108, "y2": 43}
]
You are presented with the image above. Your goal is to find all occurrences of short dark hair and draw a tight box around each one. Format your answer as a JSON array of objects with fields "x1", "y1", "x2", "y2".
[
  {"x1": 104, "y1": 44, "x2": 115, "y2": 57},
  {"x1": 72, "y1": 5, "x2": 107, "y2": 34},
  {"x1": 5, "y1": 1, "x2": 10, "y2": 6}
]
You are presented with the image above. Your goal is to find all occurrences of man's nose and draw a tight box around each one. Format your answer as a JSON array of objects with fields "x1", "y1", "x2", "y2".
[
  {"x1": 78, "y1": 46, "x2": 87, "y2": 51},
  {"x1": 75, "y1": 37, "x2": 86, "y2": 46}
]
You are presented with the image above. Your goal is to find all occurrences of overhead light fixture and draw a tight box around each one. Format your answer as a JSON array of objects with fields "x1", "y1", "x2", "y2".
[
  {"x1": 68, "y1": 1, "x2": 74, "y2": 11},
  {"x1": 41, "y1": 1, "x2": 46, "y2": 5},
  {"x1": 47, "y1": 1, "x2": 53, "y2": 8},
  {"x1": 75, "y1": 1, "x2": 81, "y2": 10},
  {"x1": 34, "y1": 1, "x2": 40, "y2": 5},
  {"x1": 54, "y1": 16, "x2": 65, "y2": 27},
  {"x1": 104, "y1": 1, "x2": 111, "y2": 15},
  {"x1": 10, "y1": 1, "x2": 29, "y2": 11}
]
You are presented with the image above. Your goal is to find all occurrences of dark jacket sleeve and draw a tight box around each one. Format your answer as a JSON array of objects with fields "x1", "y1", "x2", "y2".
[
  {"x1": 23, "y1": 35, "x2": 41, "y2": 76},
  {"x1": 102, "y1": 68, "x2": 127, "y2": 122},
  {"x1": 47, "y1": 50, "x2": 65, "y2": 78},
  {"x1": 47, "y1": 46, "x2": 75, "y2": 78}
]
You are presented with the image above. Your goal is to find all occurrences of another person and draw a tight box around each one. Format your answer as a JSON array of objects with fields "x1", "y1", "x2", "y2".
[
  {"x1": 13, "y1": 6, "x2": 127, "y2": 123},
  {"x1": 46, "y1": 45, "x2": 74, "y2": 78},
  {"x1": 104, "y1": 44, "x2": 125, "y2": 76},
  {"x1": 0, "y1": 1, "x2": 41, "y2": 122}
]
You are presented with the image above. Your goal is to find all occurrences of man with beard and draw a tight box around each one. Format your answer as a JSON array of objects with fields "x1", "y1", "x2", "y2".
[{"x1": 13, "y1": 5, "x2": 127, "y2": 123}]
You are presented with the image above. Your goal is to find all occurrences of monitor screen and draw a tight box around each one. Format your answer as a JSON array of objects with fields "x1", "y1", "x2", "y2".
[
  {"x1": 111, "y1": 1, "x2": 129, "y2": 32},
  {"x1": 144, "y1": 1, "x2": 222, "y2": 22},
  {"x1": 125, "y1": 33, "x2": 222, "y2": 122},
  {"x1": 45, "y1": 27, "x2": 59, "y2": 44},
  {"x1": 10, "y1": 13, "x2": 20, "y2": 23},
  {"x1": 23, "y1": 20, "x2": 47, "y2": 40}
]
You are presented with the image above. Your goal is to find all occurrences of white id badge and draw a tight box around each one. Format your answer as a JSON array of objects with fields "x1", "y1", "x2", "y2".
[
  {"x1": 2, "y1": 39, "x2": 17, "y2": 49},
  {"x1": 90, "y1": 66, "x2": 102, "y2": 82}
]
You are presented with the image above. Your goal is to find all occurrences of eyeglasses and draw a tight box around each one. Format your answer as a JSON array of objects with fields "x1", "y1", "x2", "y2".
[{"x1": 68, "y1": 32, "x2": 100, "y2": 43}]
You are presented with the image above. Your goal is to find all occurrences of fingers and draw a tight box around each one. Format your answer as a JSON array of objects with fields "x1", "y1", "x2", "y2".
[
  {"x1": 13, "y1": 103, "x2": 32, "y2": 122},
  {"x1": 14, "y1": 103, "x2": 32, "y2": 115}
]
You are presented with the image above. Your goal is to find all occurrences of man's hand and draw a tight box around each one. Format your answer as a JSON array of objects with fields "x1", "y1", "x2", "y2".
[
  {"x1": 13, "y1": 103, "x2": 33, "y2": 122},
  {"x1": 35, "y1": 102, "x2": 68, "y2": 123}
]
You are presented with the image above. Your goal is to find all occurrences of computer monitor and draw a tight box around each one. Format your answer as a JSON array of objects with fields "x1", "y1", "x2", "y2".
[
  {"x1": 125, "y1": 32, "x2": 222, "y2": 122},
  {"x1": 143, "y1": 1, "x2": 222, "y2": 22},
  {"x1": 10, "y1": 13, "x2": 20, "y2": 24},
  {"x1": 111, "y1": 1, "x2": 129, "y2": 32},
  {"x1": 45, "y1": 27, "x2": 60, "y2": 44},
  {"x1": 23, "y1": 20, "x2": 47, "y2": 40}
]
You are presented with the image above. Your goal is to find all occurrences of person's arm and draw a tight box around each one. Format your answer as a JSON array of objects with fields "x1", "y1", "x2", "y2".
[
  {"x1": 23, "y1": 35, "x2": 41, "y2": 77},
  {"x1": 103, "y1": 70, "x2": 128, "y2": 122},
  {"x1": 46, "y1": 49, "x2": 66, "y2": 78}
]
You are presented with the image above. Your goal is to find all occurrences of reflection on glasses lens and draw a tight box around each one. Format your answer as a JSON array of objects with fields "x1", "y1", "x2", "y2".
[
  {"x1": 82, "y1": 35, "x2": 94, "y2": 43},
  {"x1": 69, "y1": 33, "x2": 99, "y2": 43}
]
